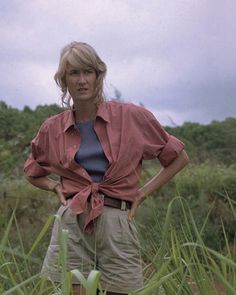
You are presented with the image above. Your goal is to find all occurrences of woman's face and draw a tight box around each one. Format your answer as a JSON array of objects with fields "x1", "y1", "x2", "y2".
[{"x1": 65, "y1": 64, "x2": 97, "y2": 103}]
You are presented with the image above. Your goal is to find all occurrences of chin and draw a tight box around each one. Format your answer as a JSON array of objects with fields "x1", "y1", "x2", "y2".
[{"x1": 75, "y1": 96, "x2": 94, "y2": 102}]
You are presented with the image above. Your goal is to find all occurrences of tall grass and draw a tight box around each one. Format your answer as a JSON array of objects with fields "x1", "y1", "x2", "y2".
[
  {"x1": 1, "y1": 163, "x2": 235, "y2": 293},
  {"x1": 134, "y1": 196, "x2": 236, "y2": 294},
  {"x1": 0, "y1": 210, "x2": 105, "y2": 295},
  {"x1": 1, "y1": 195, "x2": 235, "y2": 294}
]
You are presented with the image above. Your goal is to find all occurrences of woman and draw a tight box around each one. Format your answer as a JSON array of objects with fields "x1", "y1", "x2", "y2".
[{"x1": 24, "y1": 41, "x2": 189, "y2": 295}]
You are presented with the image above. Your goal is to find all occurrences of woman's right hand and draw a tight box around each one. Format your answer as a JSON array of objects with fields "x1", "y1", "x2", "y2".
[
  {"x1": 53, "y1": 183, "x2": 67, "y2": 206},
  {"x1": 26, "y1": 176, "x2": 67, "y2": 206}
]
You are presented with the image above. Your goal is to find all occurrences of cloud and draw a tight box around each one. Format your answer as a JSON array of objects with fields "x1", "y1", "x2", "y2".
[
  {"x1": 0, "y1": 0, "x2": 235, "y2": 125},
  {"x1": 0, "y1": 59, "x2": 59, "y2": 108}
]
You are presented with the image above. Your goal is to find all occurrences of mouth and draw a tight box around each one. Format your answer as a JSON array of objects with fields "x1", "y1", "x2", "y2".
[{"x1": 78, "y1": 88, "x2": 88, "y2": 92}]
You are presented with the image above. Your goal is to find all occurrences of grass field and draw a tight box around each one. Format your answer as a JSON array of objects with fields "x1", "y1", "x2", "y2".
[{"x1": 1, "y1": 163, "x2": 236, "y2": 294}]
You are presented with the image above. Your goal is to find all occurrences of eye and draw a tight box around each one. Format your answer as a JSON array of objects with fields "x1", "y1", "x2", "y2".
[
  {"x1": 84, "y1": 69, "x2": 94, "y2": 75},
  {"x1": 69, "y1": 69, "x2": 80, "y2": 76}
]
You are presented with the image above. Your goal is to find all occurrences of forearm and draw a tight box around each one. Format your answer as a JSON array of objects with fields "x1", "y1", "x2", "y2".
[
  {"x1": 25, "y1": 176, "x2": 60, "y2": 192},
  {"x1": 139, "y1": 149, "x2": 189, "y2": 199}
]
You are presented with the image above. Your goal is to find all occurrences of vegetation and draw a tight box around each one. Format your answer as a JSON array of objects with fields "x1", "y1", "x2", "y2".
[
  {"x1": 166, "y1": 118, "x2": 236, "y2": 165},
  {"x1": 0, "y1": 101, "x2": 62, "y2": 178},
  {"x1": 1, "y1": 193, "x2": 235, "y2": 294},
  {"x1": 0, "y1": 100, "x2": 236, "y2": 293},
  {"x1": 1, "y1": 100, "x2": 236, "y2": 177}
]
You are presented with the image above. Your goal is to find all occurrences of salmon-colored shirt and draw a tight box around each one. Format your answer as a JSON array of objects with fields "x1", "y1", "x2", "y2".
[{"x1": 24, "y1": 101, "x2": 184, "y2": 232}]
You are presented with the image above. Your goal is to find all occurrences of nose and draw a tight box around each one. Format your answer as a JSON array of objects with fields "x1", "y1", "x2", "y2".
[{"x1": 78, "y1": 73, "x2": 86, "y2": 84}]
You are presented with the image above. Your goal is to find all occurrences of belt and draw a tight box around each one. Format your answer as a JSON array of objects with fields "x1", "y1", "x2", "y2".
[
  {"x1": 66, "y1": 192, "x2": 132, "y2": 210},
  {"x1": 99, "y1": 193, "x2": 132, "y2": 210}
]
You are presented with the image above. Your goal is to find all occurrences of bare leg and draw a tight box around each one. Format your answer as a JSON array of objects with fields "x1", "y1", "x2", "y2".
[{"x1": 72, "y1": 284, "x2": 86, "y2": 295}]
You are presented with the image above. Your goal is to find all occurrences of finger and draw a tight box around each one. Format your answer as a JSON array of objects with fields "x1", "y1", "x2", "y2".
[
  {"x1": 58, "y1": 191, "x2": 67, "y2": 206},
  {"x1": 54, "y1": 185, "x2": 67, "y2": 206},
  {"x1": 128, "y1": 212, "x2": 133, "y2": 223},
  {"x1": 60, "y1": 195, "x2": 67, "y2": 206},
  {"x1": 128, "y1": 200, "x2": 140, "y2": 222},
  {"x1": 128, "y1": 207, "x2": 135, "y2": 222}
]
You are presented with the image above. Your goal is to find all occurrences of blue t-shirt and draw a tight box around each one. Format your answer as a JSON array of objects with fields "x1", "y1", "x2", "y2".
[{"x1": 75, "y1": 120, "x2": 109, "y2": 182}]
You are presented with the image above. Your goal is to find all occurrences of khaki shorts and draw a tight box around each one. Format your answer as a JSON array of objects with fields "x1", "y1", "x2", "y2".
[{"x1": 41, "y1": 201, "x2": 143, "y2": 293}]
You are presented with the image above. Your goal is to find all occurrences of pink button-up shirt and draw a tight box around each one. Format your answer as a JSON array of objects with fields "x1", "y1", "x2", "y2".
[{"x1": 24, "y1": 101, "x2": 184, "y2": 232}]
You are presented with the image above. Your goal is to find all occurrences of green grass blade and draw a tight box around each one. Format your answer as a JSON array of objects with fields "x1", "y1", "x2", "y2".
[
  {"x1": 0, "y1": 207, "x2": 16, "y2": 248},
  {"x1": 1, "y1": 274, "x2": 40, "y2": 295},
  {"x1": 86, "y1": 270, "x2": 102, "y2": 295},
  {"x1": 59, "y1": 228, "x2": 69, "y2": 295},
  {"x1": 26, "y1": 214, "x2": 55, "y2": 258},
  {"x1": 70, "y1": 269, "x2": 87, "y2": 288},
  {"x1": 182, "y1": 242, "x2": 236, "y2": 268}
]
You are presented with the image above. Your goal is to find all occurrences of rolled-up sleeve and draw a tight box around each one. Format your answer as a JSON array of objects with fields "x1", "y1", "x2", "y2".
[
  {"x1": 24, "y1": 124, "x2": 50, "y2": 177},
  {"x1": 141, "y1": 109, "x2": 185, "y2": 167},
  {"x1": 157, "y1": 134, "x2": 185, "y2": 167}
]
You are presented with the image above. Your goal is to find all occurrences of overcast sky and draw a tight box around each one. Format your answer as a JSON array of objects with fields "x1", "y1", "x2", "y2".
[{"x1": 1, "y1": 0, "x2": 236, "y2": 126}]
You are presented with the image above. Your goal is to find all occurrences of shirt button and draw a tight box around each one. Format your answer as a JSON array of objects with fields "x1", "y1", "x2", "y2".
[{"x1": 73, "y1": 145, "x2": 76, "y2": 148}]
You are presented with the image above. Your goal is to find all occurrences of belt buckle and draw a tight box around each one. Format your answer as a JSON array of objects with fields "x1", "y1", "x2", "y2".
[{"x1": 121, "y1": 200, "x2": 126, "y2": 210}]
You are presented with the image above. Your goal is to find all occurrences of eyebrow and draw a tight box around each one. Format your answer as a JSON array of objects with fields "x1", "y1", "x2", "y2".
[{"x1": 67, "y1": 67, "x2": 95, "y2": 72}]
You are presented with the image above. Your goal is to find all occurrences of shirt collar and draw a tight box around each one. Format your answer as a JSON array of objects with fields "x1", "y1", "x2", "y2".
[
  {"x1": 63, "y1": 102, "x2": 110, "y2": 132},
  {"x1": 63, "y1": 109, "x2": 76, "y2": 132},
  {"x1": 96, "y1": 102, "x2": 110, "y2": 123}
]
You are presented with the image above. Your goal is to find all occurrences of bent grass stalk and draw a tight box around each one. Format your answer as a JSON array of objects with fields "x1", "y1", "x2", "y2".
[
  {"x1": 135, "y1": 196, "x2": 236, "y2": 295},
  {"x1": 0, "y1": 209, "x2": 106, "y2": 295},
  {"x1": 1, "y1": 196, "x2": 235, "y2": 294}
]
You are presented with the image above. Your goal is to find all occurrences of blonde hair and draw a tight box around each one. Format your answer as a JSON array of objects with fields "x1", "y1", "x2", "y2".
[{"x1": 54, "y1": 41, "x2": 107, "y2": 107}]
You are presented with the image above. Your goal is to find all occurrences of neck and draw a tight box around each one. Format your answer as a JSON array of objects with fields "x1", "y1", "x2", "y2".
[{"x1": 74, "y1": 101, "x2": 98, "y2": 122}]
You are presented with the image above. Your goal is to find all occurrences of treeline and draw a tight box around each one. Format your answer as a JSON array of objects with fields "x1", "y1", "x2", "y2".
[
  {"x1": 0, "y1": 101, "x2": 62, "y2": 177},
  {"x1": 0, "y1": 100, "x2": 236, "y2": 178},
  {"x1": 166, "y1": 118, "x2": 236, "y2": 165}
]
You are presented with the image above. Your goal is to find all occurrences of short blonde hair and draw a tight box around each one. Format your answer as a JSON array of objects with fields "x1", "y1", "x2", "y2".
[{"x1": 54, "y1": 41, "x2": 107, "y2": 107}]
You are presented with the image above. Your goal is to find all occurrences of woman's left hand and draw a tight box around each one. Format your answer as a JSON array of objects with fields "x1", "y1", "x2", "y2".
[
  {"x1": 128, "y1": 193, "x2": 145, "y2": 222},
  {"x1": 128, "y1": 150, "x2": 189, "y2": 222}
]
